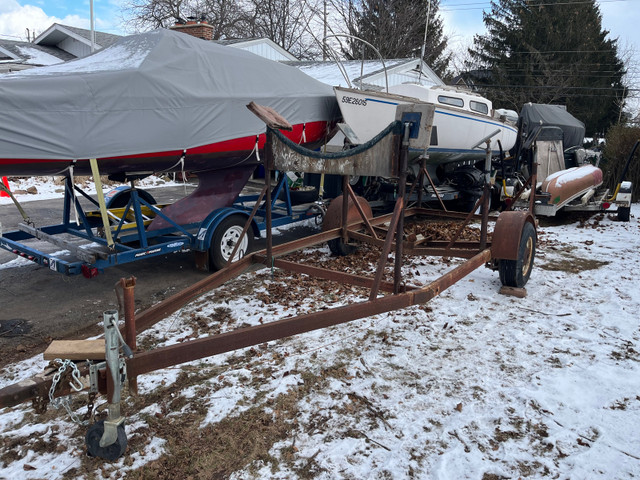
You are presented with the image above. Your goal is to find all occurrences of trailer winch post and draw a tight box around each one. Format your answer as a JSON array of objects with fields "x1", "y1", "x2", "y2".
[
  {"x1": 480, "y1": 136, "x2": 493, "y2": 250},
  {"x1": 101, "y1": 310, "x2": 126, "y2": 448},
  {"x1": 120, "y1": 278, "x2": 138, "y2": 394},
  {"x1": 394, "y1": 122, "x2": 411, "y2": 293}
]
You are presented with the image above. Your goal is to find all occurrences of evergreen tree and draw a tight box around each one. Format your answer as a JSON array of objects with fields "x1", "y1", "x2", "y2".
[
  {"x1": 468, "y1": 0, "x2": 626, "y2": 136},
  {"x1": 342, "y1": 0, "x2": 450, "y2": 77}
]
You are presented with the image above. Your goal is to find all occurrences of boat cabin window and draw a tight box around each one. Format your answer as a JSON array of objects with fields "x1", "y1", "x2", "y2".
[
  {"x1": 437, "y1": 95, "x2": 464, "y2": 108},
  {"x1": 470, "y1": 101, "x2": 489, "y2": 115}
]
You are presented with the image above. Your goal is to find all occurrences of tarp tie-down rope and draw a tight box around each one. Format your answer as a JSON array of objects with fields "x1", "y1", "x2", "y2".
[{"x1": 254, "y1": 135, "x2": 261, "y2": 165}]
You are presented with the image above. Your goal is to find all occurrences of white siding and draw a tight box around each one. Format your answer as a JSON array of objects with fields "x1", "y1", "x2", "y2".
[
  {"x1": 238, "y1": 44, "x2": 290, "y2": 62},
  {"x1": 58, "y1": 37, "x2": 93, "y2": 57}
]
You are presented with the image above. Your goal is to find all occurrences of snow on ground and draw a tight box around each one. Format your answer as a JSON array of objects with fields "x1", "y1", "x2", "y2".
[
  {"x1": 0, "y1": 177, "x2": 639, "y2": 478},
  {"x1": 0, "y1": 175, "x2": 189, "y2": 205}
]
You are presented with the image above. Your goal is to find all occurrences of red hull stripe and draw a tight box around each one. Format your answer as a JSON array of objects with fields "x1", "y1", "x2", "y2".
[{"x1": 0, "y1": 121, "x2": 328, "y2": 165}]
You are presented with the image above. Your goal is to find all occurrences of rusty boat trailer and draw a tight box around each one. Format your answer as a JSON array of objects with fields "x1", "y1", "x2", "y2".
[{"x1": 0, "y1": 102, "x2": 536, "y2": 460}]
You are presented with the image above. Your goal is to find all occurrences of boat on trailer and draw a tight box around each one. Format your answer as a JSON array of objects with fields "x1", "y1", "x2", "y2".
[
  {"x1": 335, "y1": 84, "x2": 518, "y2": 164},
  {"x1": 323, "y1": 34, "x2": 518, "y2": 208},
  {"x1": 0, "y1": 29, "x2": 340, "y2": 228},
  {"x1": 0, "y1": 29, "x2": 339, "y2": 179},
  {"x1": 502, "y1": 103, "x2": 622, "y2": 217}
]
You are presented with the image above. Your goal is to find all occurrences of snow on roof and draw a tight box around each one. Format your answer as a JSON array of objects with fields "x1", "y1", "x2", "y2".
[
  {"x1": 0, "y1": 39, "x2": 73, "y2": 68},
  {"x1": 7, "y1": 33, "x2": 156, "y2": 76},
  {"x1": 15, "y1": 45, "x2": 64, "y2": 66},
  {"x1": 289, "y1": 58, "x2": 443, "y2": 88},
  {"x1": 290, "y1": 59, "x2": 404, "y2": 87}
]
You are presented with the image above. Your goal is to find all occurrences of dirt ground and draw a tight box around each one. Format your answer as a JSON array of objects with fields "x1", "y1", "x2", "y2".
[{"x1": 0, "y1": 183, "x2": 317, "y2": 368}]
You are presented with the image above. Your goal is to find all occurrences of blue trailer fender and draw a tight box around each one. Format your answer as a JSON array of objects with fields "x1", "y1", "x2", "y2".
[{"x1": 195, "y1": 208, "x2": 260, "y2": 252}]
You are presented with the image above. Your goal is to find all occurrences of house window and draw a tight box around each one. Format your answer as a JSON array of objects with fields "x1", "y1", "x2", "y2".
[
  {"x1": 470, "y1": 101, "x2": 489, "y2": 115},
  {"x1": 437, "y1": 95, "x2": 464, "y2": 108}
]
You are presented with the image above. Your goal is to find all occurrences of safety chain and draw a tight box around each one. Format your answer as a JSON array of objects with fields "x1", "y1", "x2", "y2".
[
  {"x1": 48, "y1": 358, "x2": 89, "y2": 425},
  {"x1": 85, "y1": 391, "x2": 97, "y2": 423}
]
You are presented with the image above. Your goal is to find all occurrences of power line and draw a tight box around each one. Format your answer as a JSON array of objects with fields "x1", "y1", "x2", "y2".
[
  {"x1": 478, "y1": 83, "x2": 636, "y2": 91},
  {"x1": 440, "y1": 0, "x2": 629, "y2": 12}
]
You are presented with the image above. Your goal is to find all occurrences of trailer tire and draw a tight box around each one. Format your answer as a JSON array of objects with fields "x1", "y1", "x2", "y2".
[
  {"x1": 499, "y1": 222, "x2": 536, "y2": 288},
  {"x1": 328, "y1": 237, "x2": 357, "y2": 256},
  {"x1": 618, "y1": 206, "x2": 630, "y2": 222},
  {"x1": 210, "y1": 215, "x2": 253, "y2": 271},
  {"x1": 85, "y1": 420, "x2": 127, "y2": 461},
  {"x1": 106, "y1": 189, "x2": 156, "y2": 209}
]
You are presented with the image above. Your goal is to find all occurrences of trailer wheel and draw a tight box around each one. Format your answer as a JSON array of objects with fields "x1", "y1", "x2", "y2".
[
  {"x1": 618, "y1": 206, "x2": 630, "y2": 222},
  {"x1": 499, "y1": 222, "x2": 536, "y2": 288},
  {"x1": 85, "y1": 420, "x2": 127, "y2": 461},
  {"x1": 210, "y1": 215, "x2": 253, "y2": 271},
  {"x1": 328, "y1": 237, "x2": 357, "y2": 256},
  {"x1": 323, "y1": 195, "x2": 372, "y2": 257},
  {"x1": 106, "y1": 188, "x2": 156, "y2": 209}
]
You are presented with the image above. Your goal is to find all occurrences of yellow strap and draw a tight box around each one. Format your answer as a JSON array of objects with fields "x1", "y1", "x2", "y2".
[
  {"x1": 89, "y1": 158, "x2": 115, "y2": 248},
  {"x1": 606, "y1": 183, "x2": 621, "y2": 203},
  {"x1": 0, "y1": 180, "x2": 32, "y2": 224}
]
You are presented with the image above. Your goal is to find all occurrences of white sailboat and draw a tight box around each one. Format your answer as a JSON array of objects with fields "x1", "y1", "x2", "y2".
[{"x1": 335, "y1": 83, "x2": 518, "y2": 164}]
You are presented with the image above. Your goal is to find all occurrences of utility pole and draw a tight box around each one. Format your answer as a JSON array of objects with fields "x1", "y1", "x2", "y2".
[
  {"x1": 323, "y1": 0, "x2": 327, "y2": 61},
  {"x1": 90, "y1": 0, "x2": 96, "y2": 53}
]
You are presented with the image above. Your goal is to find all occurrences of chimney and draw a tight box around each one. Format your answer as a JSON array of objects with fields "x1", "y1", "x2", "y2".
[{"x1": 170, "y1": 16, "x2": 214, "y2": 41}]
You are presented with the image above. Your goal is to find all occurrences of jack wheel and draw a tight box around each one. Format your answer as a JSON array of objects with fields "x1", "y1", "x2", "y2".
[
  {"x1": 210, "y1": 215, "x2": 253, "y2": 271},
  {"x1": 618, "y1": 206, "x2": 630, "y2": 222},
  {"x1": 85, "y1": 420, "x2": 127, "y2": 461},
  {"x1": 499, "y1": 222, "x2": 536, "y2": 288}
]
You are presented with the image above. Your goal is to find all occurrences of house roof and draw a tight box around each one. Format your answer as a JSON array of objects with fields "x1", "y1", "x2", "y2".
[
  {"x1": 285, "y1": 58, "x2": 444, "y2": 88},
  {"x1": 0, "y1": 39, "x2": 73, "y2": 71},
  {"x1": 34, "y1": 23, "x2": 121, "y2": 50}
]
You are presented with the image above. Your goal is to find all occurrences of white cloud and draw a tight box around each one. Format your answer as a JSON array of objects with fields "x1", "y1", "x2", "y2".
[{"x1": 0, "y1": 0, "x2": 88, "y2": 41}]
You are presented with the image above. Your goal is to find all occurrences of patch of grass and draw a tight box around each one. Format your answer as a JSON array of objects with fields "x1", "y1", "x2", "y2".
[{"x1": 539, "y1": 255, "x2": 610, "y2": 273}]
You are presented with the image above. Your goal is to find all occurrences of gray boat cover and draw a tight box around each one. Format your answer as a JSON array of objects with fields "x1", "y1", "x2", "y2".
[
  {"x1": 517, "y1": 103, "x2": 585, "y2": 149},
  {"x1": 0, "y1": 29, "x2": 338, "y2": 162}
]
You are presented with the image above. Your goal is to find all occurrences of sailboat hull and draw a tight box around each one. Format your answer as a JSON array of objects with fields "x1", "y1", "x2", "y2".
[{"x1": 335, "y1": 86, "x2": 517, "y2": 164}]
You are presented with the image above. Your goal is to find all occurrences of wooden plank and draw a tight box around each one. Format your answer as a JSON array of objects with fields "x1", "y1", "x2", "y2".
[
  {"x1": 17, "y1": 223, "x2": 101, "y2": 263},
  {"x1": 499, "y1": 286, "x2": 527, "y2": 298},
  {"x1": 246, "y1": 102, "x2": 293, "y2": 131},
  {"x1": 43, "y1": 340, "x2": 105, "y2": 360}
]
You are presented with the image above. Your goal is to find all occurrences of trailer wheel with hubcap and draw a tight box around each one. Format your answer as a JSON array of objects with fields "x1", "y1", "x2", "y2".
[
  {"x1": 498, "y1": 221, "x2": 536, "y2": 288},
  {"x1": 85, "y1": 420, "x2": 127, "y2": 461},
  {"x1": 210, "y1": 215, "x2": 253, "y2": 271}
]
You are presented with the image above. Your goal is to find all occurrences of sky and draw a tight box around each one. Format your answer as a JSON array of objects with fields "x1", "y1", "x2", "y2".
[{"x1": 0, "y1": 0, "x2": 638, "y2": 53}]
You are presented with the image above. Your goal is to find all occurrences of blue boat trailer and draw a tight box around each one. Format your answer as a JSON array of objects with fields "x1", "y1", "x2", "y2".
[{"x1": 0, "y1": 172, "x2": 323, "y2": 277}]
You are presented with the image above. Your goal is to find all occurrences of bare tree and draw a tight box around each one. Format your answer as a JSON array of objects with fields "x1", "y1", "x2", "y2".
[
  {"x1": 121, "y1": 0, "x2": 325, "y2": 57},
  {"x1": 240, "y1": 0, "x2": 324, "y2": 58}
]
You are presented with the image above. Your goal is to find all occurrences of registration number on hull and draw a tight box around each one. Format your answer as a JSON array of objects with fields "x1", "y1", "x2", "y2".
[{"x1": 341, "y1": 95, "x2": 367, "y2": 107}]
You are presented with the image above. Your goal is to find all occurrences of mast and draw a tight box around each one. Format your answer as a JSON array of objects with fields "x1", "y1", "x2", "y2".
[{"x1": 418, "y1": 0, "x2": 431, "y2": 84}]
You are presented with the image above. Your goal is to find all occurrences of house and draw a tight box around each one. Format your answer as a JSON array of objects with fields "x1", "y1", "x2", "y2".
[
  {"x1": 0, "y1": 23, "x2": 120, "y2": 73},
  {"x1": 169, "y1": 20, "x2": 298, "y2": 61},
  {"x1": 2, "y1": 19, "x2": 445, "y2": 90},
  {"x1": 34, "y1": 23, "x2": 121, "y2": 58}
]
